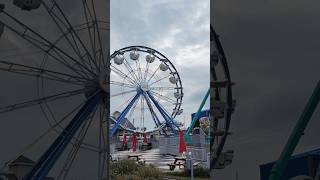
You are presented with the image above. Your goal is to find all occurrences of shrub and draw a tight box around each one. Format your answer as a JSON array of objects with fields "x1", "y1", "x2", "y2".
[
  {"x1": 136, "y1": 165, "x2": 163, "y2": 179},
  {"x1": 165, "y1": 166, "x2": 210, "y2": 178},
  {"x1": 110, "y1": 159, "x2": 140, "y2": 176},
  {"x1": 111, "y1": 160, "x2": 163, "y2": 179}
]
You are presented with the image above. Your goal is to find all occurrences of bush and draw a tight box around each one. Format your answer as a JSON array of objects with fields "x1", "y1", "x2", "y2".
[
  {"x1": 110, "y1": 159, "x2": 140, "y2": 176},
  {"x1": 110, "y1": 160, "x2": 163, "y2": 180},
  {"x1": 192, "y1": 166, "x2": 210, "y2": 178},
  {"x1": 136, "y1": 165, "x2": 163, "y2": 179},
  {"x1": 165, "y1": 166, "x2": 210, "y2": 178}
]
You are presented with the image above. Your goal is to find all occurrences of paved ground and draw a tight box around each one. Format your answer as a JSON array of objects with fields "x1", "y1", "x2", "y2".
[{"x1": 112, "y1": 148, "x2": 184, "y2": 172}]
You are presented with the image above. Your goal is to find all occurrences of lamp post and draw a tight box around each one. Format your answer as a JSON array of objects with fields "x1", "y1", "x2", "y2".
[{"x1": 188, "y1": 151, "x2": 194, "y2": 180}]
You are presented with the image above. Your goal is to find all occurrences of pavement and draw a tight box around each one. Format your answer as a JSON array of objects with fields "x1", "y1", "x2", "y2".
[{"x1": 112, "y1": 148, "x2": 184, "y2": 172}]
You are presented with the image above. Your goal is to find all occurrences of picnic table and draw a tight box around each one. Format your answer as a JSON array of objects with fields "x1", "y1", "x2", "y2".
[
  {"x1": 128, "y1": 154, "x2": 142, "y2": 161},
  {"x1": 167, "y1": 156, "x2": 187, "y2": 171}
]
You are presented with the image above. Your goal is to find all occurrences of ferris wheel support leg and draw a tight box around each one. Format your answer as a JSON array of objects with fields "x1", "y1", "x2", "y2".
[
  {"x1": 146, "y1": 91, "x2": 180, "y2": 133},
  {"x1": 22, "y1": 91, "x2": 103, "y2": 180},
  {"x1": 141, "y1": 92, "x2": 167, "y2": 135},
  {"x1": 186, "y1": 88, "x2": 211, "y2": 137},
  {"x1": 141, "y1": 92, "x2": 161, "y2": 126},
  {"x1": 109, "y1": 91, "x2": 142, "y2": 138}
]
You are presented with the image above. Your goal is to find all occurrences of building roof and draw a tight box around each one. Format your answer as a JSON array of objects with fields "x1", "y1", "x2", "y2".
[
  {"x1": 110, "y1": 111, "x2": 136, "y2": 131},
  {"x1": 9, "y1": 155, "x2": 34, "y2": 167}
]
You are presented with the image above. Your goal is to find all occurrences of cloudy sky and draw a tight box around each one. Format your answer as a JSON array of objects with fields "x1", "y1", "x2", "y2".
[
  {"x1": 110, "y1": 0, "x2": 210, "y2": 130},
  {"x1": 212, "y1": 0, "x2": 320, "y2": 179}
]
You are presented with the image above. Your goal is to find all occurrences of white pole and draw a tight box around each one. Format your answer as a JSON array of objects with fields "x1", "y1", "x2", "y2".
[{"x1": 189, "y1": 151, "x2": 194, "y2": 180}]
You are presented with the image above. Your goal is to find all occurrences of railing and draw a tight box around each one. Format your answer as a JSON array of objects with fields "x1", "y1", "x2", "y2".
[{"x1": 159, "y1": 136, "x2": 210, "y2": 167}]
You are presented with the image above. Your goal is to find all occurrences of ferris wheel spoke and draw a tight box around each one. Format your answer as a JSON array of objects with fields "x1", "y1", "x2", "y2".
[
  {"x1": 79, "y1": 0, "x2": 106, "y2": 69},
  {"x1": 88, "y1": 0, "x2": 106, "y2": 69},
  {"x1": 146, "y1": 91, "x2": 178, "y2": 131},
  {"x1": 149, "y1": 74, "x2": 171, "y2": 86},
  {"x1": 1, "y1": 11, "x2": 95, "y2": 78},
  {"x1": 41, "y1": 0, "x2": 99, "y2": 72},
  {"x1": 111, "y1": 65, "x2": 137, "y2": 86},
  {"x1": 58, "y1": 104, "x2": 98, "y2": 180},
  {"x1": 150, "y1": 91, "x2": 177, "y2": 104},
  {"x1": 42, "y1": 2, "x2": 92, "y2": 71},
  {"x1": 146, "y1": 65, "x2": 160, "y2": 84},
  {"x1": 111, "y1": 89, "x2": 136, "y2": 98},
  {"x1": 135, "y1": 60, "x2": 143, "y2": 82},
  {"x1": 143, "y1": 62, "x2": 150, "y2": 82},
  {"x1": 127, "y1": 96, "x2": 140, "y2": 120},
  {"x1": 110, "y1": 81, "x2": 136, "y2": 89},
  {"x1": 0, "y1": 89, "x2": 84, "y2": 114},
  {"x1": 98, "y1": 104, "x2": 107, "y2": 179},
  {"x1": 141, "y1": 93, "x2": 161, "y2": 127},
  {"x1": 4, "y1": 99, "x2": 85, "y2": 169},
  {"x1": 0, "y1": 60, "x2": 87, "y2": 85},
  {"x1": 149, "y1": 86, "x2": 176, "y2": 91},
  {"x1": 141, "y1": 95, "x2": 145, "y2": 128},
  {"x1": 123, "y1": 58, "x2": 140, "y2": 83},
  {"x1": 113, "y1": 93, "x2": 137, "y2": 113},
  {"x1": 81, "y1": 0, "x2": 101, "y2": 71}
]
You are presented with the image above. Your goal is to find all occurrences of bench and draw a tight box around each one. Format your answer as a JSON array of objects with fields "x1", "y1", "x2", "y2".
[
  {"x1": 128, "y1": 154, "x2": 142, "y2": 161},
  {"x1": 167, "y1": 162, "x2": 185, "y2": 171}
]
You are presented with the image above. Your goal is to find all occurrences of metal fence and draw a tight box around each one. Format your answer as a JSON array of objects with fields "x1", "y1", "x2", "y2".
[{"x1": 159, "y1": 135, "x2": 210, "y2": 167}]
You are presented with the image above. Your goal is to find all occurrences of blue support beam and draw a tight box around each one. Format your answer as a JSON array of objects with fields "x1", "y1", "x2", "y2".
[
  {"x1": 146, "y1": 91, "x2": 180, "y2": 133},
  {"x1": 23, "y1": 91, "x2": 103, "y2": 180},
  {"x1": 141, "y1": 92, "x2": 167, "y2": 135},
  {"x1": 141, "y1": 92, "x2": 161, "y2": 127},
  {"x1": 109, "y1": 91, "x2": 141, "y2": 137}
]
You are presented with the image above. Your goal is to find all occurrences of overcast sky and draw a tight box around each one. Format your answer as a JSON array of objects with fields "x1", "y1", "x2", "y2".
[
  {"x1": 110, "y1": 0, "x2": 210, "y2": 130},
  {"x1": 212, "y1": 0, "x2": 320, "y2": 179}
]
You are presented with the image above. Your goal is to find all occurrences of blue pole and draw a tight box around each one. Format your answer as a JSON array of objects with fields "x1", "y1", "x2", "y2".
[
  {"x1": 141, "y1": 92, "x2": 161, "y2": 126},
  {"x1": 23, "y1": 91, "x2": 103, "y2": 180},
  {"x1": 146, "y1": 91, "x2": 180, "y2": 133},
  {"x1": 109, "y1": 91, "x2": 141, "y2": 137}
]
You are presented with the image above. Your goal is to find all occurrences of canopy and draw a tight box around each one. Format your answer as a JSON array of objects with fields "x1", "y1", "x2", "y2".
[
  {"x1": 131, "y1": 133, "x2": 137, "y2": 152},
  {"x1": 143, "y1": 133, "x2": 148, "y2": 144},
  {"x1": 123, "y1": 130, "x2": 127, "y2": 145},
  {"x1": 179, "y1": 130, "x2": 187, "y2": 153}
]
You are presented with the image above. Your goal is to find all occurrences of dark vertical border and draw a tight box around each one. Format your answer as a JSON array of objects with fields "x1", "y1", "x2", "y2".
[
  {"x1": 106, "y1": 0, "x2": 110, "y2": 179},
  {"x1": 210, "y1": 0, "x2": 235, "y2": 177}
]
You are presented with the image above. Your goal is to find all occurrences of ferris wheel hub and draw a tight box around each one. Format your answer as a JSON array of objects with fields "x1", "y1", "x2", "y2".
[
  {"x1": 98, "y1": 69, "x2": 108, "y2": 93},
  {"x1": 140, "y1": 81, "x2": 149, "y2": 92}
]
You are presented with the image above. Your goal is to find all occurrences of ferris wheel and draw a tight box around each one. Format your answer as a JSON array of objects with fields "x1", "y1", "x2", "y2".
[
  {"x1": 0, "y1": 1, "x2": 109, "y2": 179},
  {"x1": 210, "y1": 25, "x2": 236, "y2": 171},
  {"x1": 109, "y1": 46, "x2": 183, "y2": 135}
]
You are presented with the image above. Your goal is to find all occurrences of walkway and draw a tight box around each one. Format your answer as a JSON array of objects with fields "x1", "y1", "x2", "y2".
[{"x1": 113, "y1": 148, "x2": 182, "y2": 171}]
